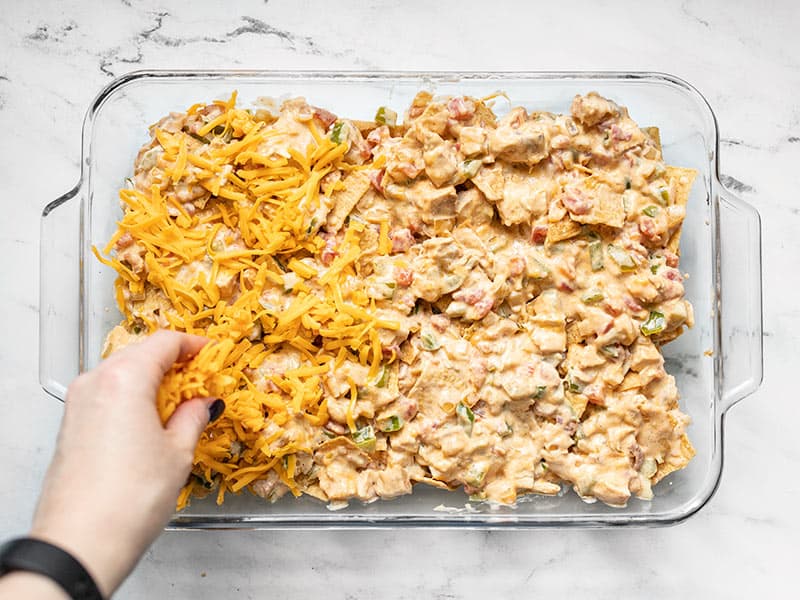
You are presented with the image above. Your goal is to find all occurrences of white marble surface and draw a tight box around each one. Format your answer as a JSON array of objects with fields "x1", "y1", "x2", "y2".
[{"x1": 1, "y1": 0, "x2": 796, "y2": 597}]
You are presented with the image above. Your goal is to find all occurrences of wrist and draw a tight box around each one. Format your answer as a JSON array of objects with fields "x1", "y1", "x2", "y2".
[
  {"x1": 28, "y1": 524, "x2": 121, "y2": 599},
  {"x1": 0, "y1": 570, "x2": 71, "y2": 599}
]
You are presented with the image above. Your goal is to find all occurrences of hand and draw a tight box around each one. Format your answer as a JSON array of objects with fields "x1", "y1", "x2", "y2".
[{"x1": 29, "y1": 331, "x2": 220, "y2": 598}]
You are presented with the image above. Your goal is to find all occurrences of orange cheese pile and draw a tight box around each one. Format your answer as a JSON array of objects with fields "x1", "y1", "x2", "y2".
[{"x1": 95, "y1": 92, "x2": 397, "y2": 509}]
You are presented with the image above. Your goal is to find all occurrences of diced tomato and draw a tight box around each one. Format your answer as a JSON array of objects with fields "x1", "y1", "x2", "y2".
[
  {"x1": 624, "y1": 296, "x2": 643, "y2": 313},
  {"x1": 369, "y1": 169, "x2": 386, "y2": 195},
  {"x1": 390, "y1": 228, "x2": 414, "y2": 253},
  {"x1": 447, "y1": 97, "x2": 475, "y2": 121},
  {"x1": 430, "y1": 314, "x2": 450, "y2": 332},
  {"x1": 509, "y1": 256, "x2": 526, "y2": 276},
  {"x1": 313, "y1": 107, "x2": 337, "y2": 129},
  {"x1": 638, "y1": 216, "x2": 662, "y2": 241},
  {"x1": 394, "y1": 267, "x2": 414, "y2": 287},
  {"x1": 557, "y1": 281, "x2": 574, "y2": 293},
  {"x1": 664, "y1": 250, "x2": 679, "y2": 268},
  {"x1": 454, "y1": 287, "x2": 485, "y2": 305},
  {"x1": 562, "y1": 190, "x2": 591, "y2": 215},
  {"x1": 472, "y1": 298, "x2": 493, "y2": 319},
  {"x1": 320, "y1": 237, "x2": 338, "y2": 266},
  {"x1": 531, "y1": 225, "x2": 548, "y2": 244},
  {"x1": 366, "y1": 125, "x2": 389, "y2": 150},
  {"x1": 610, "y1": 124, "x2": 632, "y2": 141}
]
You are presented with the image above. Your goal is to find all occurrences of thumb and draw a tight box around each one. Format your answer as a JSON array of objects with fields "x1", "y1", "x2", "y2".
[{"x1": 166, "y1": 398, "x2": 224, "y2": 453}]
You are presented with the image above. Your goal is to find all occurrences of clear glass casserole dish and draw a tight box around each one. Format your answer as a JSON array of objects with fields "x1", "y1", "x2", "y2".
[{"x1": 40, "y1": 71, "x2": 763, "y2": 528}]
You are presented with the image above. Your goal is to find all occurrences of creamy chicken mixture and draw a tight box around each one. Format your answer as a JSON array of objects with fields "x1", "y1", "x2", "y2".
[{"x1": 101, "y1": 90, "x2": 695, "y2": 508}]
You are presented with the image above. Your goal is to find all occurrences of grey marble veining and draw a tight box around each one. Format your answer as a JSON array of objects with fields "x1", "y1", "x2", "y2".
[{"x1": 1, "y1": 0, "x2": 797, "y2": 597}]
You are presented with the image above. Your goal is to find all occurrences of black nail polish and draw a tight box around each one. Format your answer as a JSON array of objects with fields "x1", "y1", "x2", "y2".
[{"x1": 208, "y1": 399, "x2": 225, "y2": 423}]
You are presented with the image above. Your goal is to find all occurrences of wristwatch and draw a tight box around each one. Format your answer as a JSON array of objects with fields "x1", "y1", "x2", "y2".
[{"x1": 0, "y1": 537, "x2": 104, "y2": 600}]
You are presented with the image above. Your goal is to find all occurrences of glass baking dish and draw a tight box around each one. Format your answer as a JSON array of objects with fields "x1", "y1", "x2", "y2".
[{"x1": 40, "y1": 71, "x2": 763, "y2": 528}]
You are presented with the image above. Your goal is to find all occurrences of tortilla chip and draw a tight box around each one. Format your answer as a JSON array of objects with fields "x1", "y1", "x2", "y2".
[
  {"x1": 316, "y1": 436, "x2": 368, "y2": 458},
  {"x1": 471, "y1": 162, "x2": 504, "y2": 202},
  {"x1": 567, "y1": 181, "x2": 626, "y2": 229},
  {"x1": 618, "y1": 371, "x2": 643, "y2": 392},
  {"x1": 303, "y1": 483, "x2": 330, "y2": 502},
  {"x1": 667, "y1": 166, "x2": 697, "y2": 207},
  {"x1": 532, "y1": 478, "x2": 562, "y2": 495},
  {"x1": 546, "y1": 217, "x2": 582, "y2": 244},
  {"x1": 591, "y1": 193, "x2": 626, "y2": 228},
  {"x1": 325, "y1": 170, "x2": 373, "y2": 233},
  {"x1": 642, "y1": 126, "x2": 661, "y2": 151},
  {"x1": 653, "y1": 325, "x2": 685, "y2": 346},
  {"x1": 565, "y1": 390, "x2": 588, "y2": 419},
  {"x1": 565, "y1": 318, "x2": 598, "y2": 345},
  {"x1": 414, "y1": 476, "x2": 457, "y2": 491},
  {"x1": 665, "y1": 165, "x2": 697, "y2": 254},
  {"x1": 653, "y1": 433, "x2": 695, "y2": 484},
  {"x1": 350, "y1": 119, "x2": 378, "y2": 135},
  {"x1": 350, "y1": 120, "x2": 404, "y2": 136},
  {"x1": 565, "y1": 322, "x2": 584, "y2": 346}
]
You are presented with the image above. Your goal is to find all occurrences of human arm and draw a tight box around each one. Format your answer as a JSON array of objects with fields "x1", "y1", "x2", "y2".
[{"x1": 0, "y1": 331, "x2": 220, "y2": 598}]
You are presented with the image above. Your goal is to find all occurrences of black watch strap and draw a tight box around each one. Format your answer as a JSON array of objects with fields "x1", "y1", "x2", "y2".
[{"x1": 0, "y1": 537, "x2": 104, "y2": 600}]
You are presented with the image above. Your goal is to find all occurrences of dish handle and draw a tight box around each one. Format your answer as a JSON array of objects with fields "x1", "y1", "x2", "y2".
[
  {"x1": 40, "y1": 184, "x2": 82, "y2": 401},
  {"x1": 718, "y1": 186, "x2": 764, "y2": 411}
]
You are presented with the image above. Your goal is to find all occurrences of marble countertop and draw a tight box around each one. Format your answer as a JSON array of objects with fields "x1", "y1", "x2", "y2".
[{"x1": 1, "y1": 1, "x2": 796, "y2": 597}]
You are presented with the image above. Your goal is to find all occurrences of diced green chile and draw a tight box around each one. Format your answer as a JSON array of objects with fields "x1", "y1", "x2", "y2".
[
  {"x1": 352, "y1": 425, "x2": 376, "y2": 452},
  {"x1": 461, "y1": 159, "x2": 482, "y2": 179},
  {"x1": 642, "y1": 205, "x2": 659, "y2": 217},
  {"x1": 589, "y1": 240, "x2": 604, "y2": 271},
  {"x1": 374, "y1": 106, "x2": 397, "y2": 127},
  {"x1": 608, "y1": 244, "x2": 637, "y2": 271},
  {"x1": 378, "y1": 415, "x2": 404, "y2": 433},
  {"x1": 600, "y1": 344, "x2": 621, "y2": 359},
  {"x1": 330, "y1": 121, "x2": 346, "y2": 144},
  {"x1": 456, "y1": 401, "x2": 475, "y2": 436},
  {"x1": 374, "y1": 364, "x2": 389, "y2": 388},
  {"x1": 531, "y1": 385, "x2": 548, "y2": 400},
  {"x1": 641, "y1": 311, "x2": 666, "y2": 336},
  {"x1": 581, "y1": 289, "x2": 604, "y2": 304},
  {"x1": 564, "y1": 376, "x2": 584, "y2": 393},
  {"x1": 188, "y1": 132, "x2": 210, "y2": 144},
  {"x1": 420, "y1": 333, "x2": 441, "y2": 351},
  {"x1": 465, "y1": 464, "x2": 487, "y2": 487},
  {"x1": 654, "y1": 186, "x2": 670, "y2": 205}
]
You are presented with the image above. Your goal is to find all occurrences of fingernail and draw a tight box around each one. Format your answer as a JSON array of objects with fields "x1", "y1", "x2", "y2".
[{"x1": 208, "y1": 399, "x2": 225, "y2": 423}]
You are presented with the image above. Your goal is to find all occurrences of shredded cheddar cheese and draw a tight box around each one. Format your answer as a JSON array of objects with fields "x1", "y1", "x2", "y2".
[{"x1": 96, "y1": 92, "x2": 398, "y2": 509}]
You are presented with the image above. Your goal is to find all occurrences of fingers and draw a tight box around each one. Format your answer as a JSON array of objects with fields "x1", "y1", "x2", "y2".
[
  {"x1": 165, "y1": 398, "x2": 223, "y2": 454},
  {"x1": 138, "y1": 330, "x2": 210, "y2": 373},
  {"x1": 109, "y1": 330, "x2": 209, "y2": 378}
]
